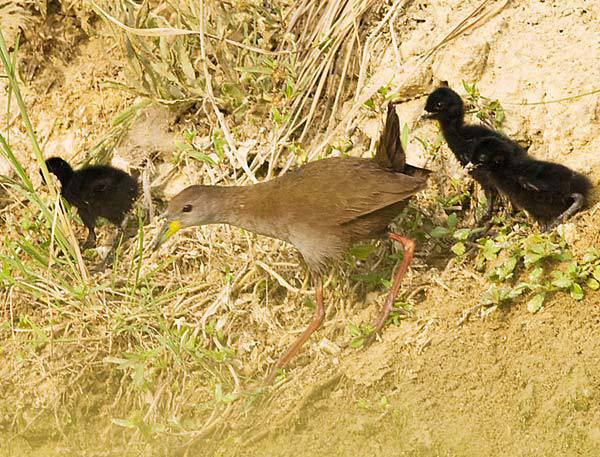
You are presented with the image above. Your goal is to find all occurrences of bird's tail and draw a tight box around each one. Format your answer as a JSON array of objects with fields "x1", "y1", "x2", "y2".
[{"x1": 374, "y1": 103, "x2": 406, "y2": 172}]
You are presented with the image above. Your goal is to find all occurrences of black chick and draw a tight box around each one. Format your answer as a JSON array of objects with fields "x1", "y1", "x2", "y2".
[
  {"x1": 43, "y1": 157, "x2": 139, "y2": 248},
  {"x1": 423, "y1": 86, "x2": 527, "y2": 220},
  {"x1": 467, "y1": 137, "x2": 591, "y2": 231}
]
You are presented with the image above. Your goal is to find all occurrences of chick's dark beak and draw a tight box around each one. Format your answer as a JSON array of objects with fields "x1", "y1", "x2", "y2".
[{"x1": 152, "y1": 220, "x2": 181, "y2": 250}]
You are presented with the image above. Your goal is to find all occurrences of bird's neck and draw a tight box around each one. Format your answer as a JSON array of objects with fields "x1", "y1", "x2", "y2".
[
  {"x1": 439, "y1": 110, "x2": 464, "y2": 133},
  {"x1": 440, "y1": 124, "x2": 464, "y2": 148},
  {"x1": 438, "y1": 114, "x2": 470, "y2": 163},
  {"x1": 206, "y1": 184, "x2": 285, "y2": 240}
]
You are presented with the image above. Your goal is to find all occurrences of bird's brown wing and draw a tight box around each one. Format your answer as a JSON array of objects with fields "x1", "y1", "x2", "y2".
[{"x1": 256, "y1": 158, "x2": 426, "y2": 228}]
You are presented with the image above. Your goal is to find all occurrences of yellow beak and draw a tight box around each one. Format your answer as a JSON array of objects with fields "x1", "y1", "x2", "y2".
[{"x1": 153, "y1": 220, "x2": 181, "y2": 250}]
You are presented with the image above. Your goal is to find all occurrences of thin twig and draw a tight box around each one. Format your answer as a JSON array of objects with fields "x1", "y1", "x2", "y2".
[{"x1": 255, "y1": 260, "x2": 312, "y2": 296}]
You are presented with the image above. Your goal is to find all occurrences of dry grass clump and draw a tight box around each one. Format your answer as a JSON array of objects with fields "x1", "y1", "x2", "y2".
[
  {"x1": 0, "y1": 1, "x2": 45, "y2": 48},
  {"x1": 89, "y1": 0, "x2": 413, "y2": 177}
]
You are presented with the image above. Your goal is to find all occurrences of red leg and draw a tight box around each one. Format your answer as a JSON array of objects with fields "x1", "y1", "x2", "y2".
[
  {"x1": 265, "y1": 275, "x2": 325, "y2": 384},
  {"x1": 365, "y1": 233, "x2": 414, "y2": 346}
]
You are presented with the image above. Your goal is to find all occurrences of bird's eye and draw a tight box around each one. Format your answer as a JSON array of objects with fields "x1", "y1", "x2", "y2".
[
  {"x1": 435, "y1": 101, "x2": 444, "y2": 108},
  {"x1": 182, "y1": 204, "x2": 193, "y2": 213}
]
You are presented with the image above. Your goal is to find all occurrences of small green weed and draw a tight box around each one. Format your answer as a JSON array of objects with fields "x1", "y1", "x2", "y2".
[
  {"x1": 475, "y1": 232, "x2": 600, "y2": 313},
  {"x1": 177, "y1": 127, "x2": 218, "y2": 165},
  {"x1": 357, "y1": 394, "x2": 389, "y2": 412},
  {"x1": 347, "y1": 320, "x2": 373, "y2": 349},
  {"x1": 462, "y1": 80, "x2": 506, "y2": 129},
  {"x1": 429, "y1": 212, "x2": 485, "y2": 257}
]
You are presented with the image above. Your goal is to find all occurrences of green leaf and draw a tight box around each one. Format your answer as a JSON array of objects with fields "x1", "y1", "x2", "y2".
[
  {"x1": 283, "y1": 79, "x2": 294, "y2": 99},
  {"x1": 347, "y1": 320, "x2": 361, "y2": 337},
  {"x1": 523, "y1": 251, "x2": 543, "y2": 266},
  {"x1": 453, "y1": 228, "x2": 471, "y2": 241},
  {"x1": 495, "y1": 108, "x2": 505, "y2": 126},
  {"x1": 430, "y1": 226, "x2": 449, "y2": 238},
  {"x1": 112, "y1": 418, "x2": 135, "y2": 428},
  {"x1": 349, "y1": 337, "x2": 365, "y2": 349},
  {"x1": 586, "y1": 278, "x2": 600, "y2": 290},
  {"x1": 558, "y1": 250, "x2": 573, "y2": 261},
  {"x1": 447, "y1": 213, "x2": 458, "y2": 230},
  {"x1": 566, "y1": 262, "x2": 578, "y2": 276},
  {"x1": 509, "y1": 283, "x2": 530, "y2": 299},
  {"x1": 378, "y1": 85, "x2": 391, "y2": 96},
  {"x1": 482, "y1": 239, "x2": 502, "y2": 261},
  {"x1": 551, "y1": 272, "x2": 572, "y2": 289},
  {"x1": 481, "y1": 284, "x2": 510, "y2": 306},
  {"x1": 462, "y1": 80, "x2": 475, "y2": 96},
  {"x1": 527, "y1": 293, "x2": 545, "y2": 313},
  {"x1": 400, "y1": 123, "x2": 410, "y2": 153},
  {"x1": 593, "y1": 266, "x2": 600, "y2": 281},
  {"x1": 446, "y1": 195, "x2": 462, "y2": 206},
  {"x1": 491, "y1": 255, "x2": 518, "y2": 282},
  {"x1": 451, "y1": 242, "x2": 466, "y2": 256},
  {"x1": 570, "y1": 283, "x2": 584, "y2": 300},
  {"x1": 189, "y1": 150, "x2": 217, "y2": 164},
  {"x1": 525, "y1": 236, "x2": 546, "y2": 255},
  {"x1": 213, "y1": 131, "x2": 225, "y2": 160},
  {"x1": 529, "y1": 267, "x2": 544, "y2": 283},
  {"x1": 271, "y1": 106, "x2": 282, "y2": 124},
  {"x1": 363, "y1": 98, "x2": 375, "y2": 110},
  {"x1": 582, "y1": 249, "x2": 600, "y2": 264}
]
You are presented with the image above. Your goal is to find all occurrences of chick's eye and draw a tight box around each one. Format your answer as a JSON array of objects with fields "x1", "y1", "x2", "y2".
[
  {"x1": 436, "y1": 101, "x2": 444, "y2": 108},
  {"x1": 182, "y1": 204, "x2": 193, "y2": 213}
]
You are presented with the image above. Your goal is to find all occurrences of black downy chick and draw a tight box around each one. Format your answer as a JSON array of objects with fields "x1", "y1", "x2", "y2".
[
  {"x1": 423, "y1": 86, "x2": 527, "y2": 220},
  {"x1": 467, "y1": 137, "x2": 591, "y2": 231},
  {"x1": 43, "y1": 157, "x2": 139, "y2": 248}
]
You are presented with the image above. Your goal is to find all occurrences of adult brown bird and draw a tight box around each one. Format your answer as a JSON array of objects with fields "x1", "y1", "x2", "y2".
[{"x1": 153, "y1": 105, "x2": 429, "y2": 384}]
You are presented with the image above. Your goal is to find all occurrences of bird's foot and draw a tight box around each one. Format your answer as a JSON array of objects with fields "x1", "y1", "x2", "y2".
[{"x1": 545, "y1": 193, "x2": 585, "y2": 232}]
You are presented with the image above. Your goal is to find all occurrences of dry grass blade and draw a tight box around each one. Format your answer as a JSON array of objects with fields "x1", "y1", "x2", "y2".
[
  {"x1": 195, "y1": 0, "x2": 257, "y2": 183},
  {"x1": 90, "y1": 0, "x2": 392, "y2": 179},
  {"x1": 352, "y1": 0, "x2": 405, "y2": 109},
  {"x1": 421, "y1": 0, "x2": 508, "y2": 62}
]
